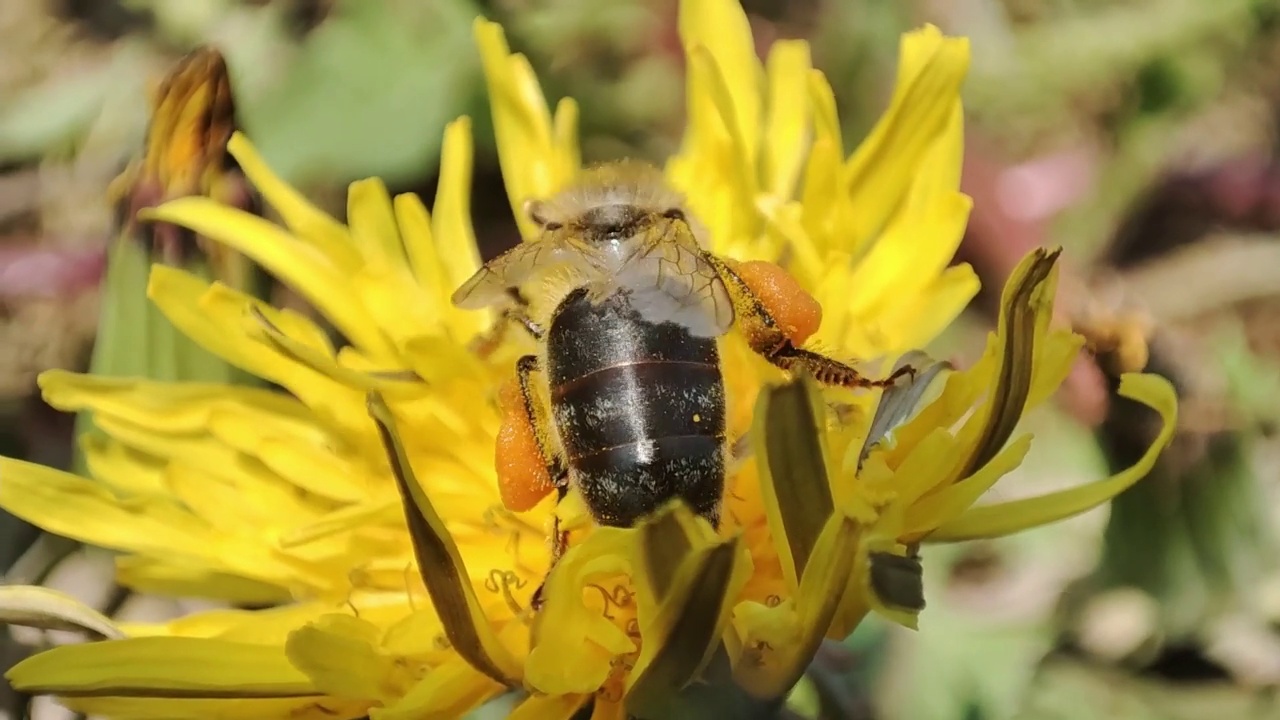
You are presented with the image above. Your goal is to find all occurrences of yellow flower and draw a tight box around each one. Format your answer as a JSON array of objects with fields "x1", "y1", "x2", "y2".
[{"x1": 0, "y1": 1, "x2": 1177, "y2": 718}]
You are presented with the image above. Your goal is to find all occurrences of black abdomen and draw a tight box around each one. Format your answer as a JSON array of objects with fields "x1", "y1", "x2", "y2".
[{"x1": 547, "y1": 287, "x2": 726, "y2": 528}]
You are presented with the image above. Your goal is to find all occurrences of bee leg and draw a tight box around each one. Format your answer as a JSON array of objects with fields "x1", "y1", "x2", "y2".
[
  {"x1": 529, "y1": 481, "x2": 570, "y2": 609},
  {"x1": 470, "y1": 289, "x2": 545, "y2": 358},
  {"x1": 515, "y1": 354, "x2": 565, "y2": 484},
  {"x1": 727, "y1": 433, "x2": 752, "y2": 467},
  {"x1": 714, "y1": 258, "x2": 915, "y2": 388},
  {"x1": 507, "y1": 354, "x2": 571, "y2": 613},
  {"x1": 764, "y1": 343, "x2": 916, "y2": 388}
]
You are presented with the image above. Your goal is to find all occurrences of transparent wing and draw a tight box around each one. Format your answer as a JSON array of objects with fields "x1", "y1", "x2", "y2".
[
  {"x1": 616, "y1": 227, "x2": 734, "y2": 338},
  {"x1": 451, "y1": 239, "x2": 584, "y2": 309}
]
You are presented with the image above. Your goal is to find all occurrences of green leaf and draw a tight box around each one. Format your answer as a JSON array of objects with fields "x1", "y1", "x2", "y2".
[{"x1": 241, "y1": 0, "x2": 482, "y2": 185}]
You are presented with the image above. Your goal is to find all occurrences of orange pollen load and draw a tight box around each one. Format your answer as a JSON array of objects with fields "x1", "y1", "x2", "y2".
[
  {"x1": 731, "y1": 259, "x2": 823, "y2": 345},
  {"x1": 495, "y1": 378, "x2": 556, "y2": 512}
]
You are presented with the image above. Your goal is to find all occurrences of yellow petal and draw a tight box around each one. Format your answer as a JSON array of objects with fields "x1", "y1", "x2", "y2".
[
  {"x1": 0, "y1": 457, "x2": 208, "y2": 556},
  {"x1": 371, "y1": 654, "x2": 502, "y2": 720},
  {"x1": 119, "y1": 602, "x2": 337, "y2": 643},
  {"x1": 526, "y1": 527, "x2": 637, "y2": 694},
  {"x1": 852, "y1": 356, "x2": 952, "y2": 476},
  {"x1": 227, "y1": 431, "x2": 370, "y2": 505},
  {"x1": 147, "y1": 266, "x2": 370, "y2": 438},
  {"x1": 799, "y1": 70, "x2": 845, "y2": 247},
  {"x1": 681, "y1": 44, "x2": 757, "y2": 242},
  {"x1": 678, "y1": 0, "x2": 762, "y2": 166},
  {"x1": 280, "y1": 497, "x2": 400, "y2": 548},
  {"x1": 39, "y1": 369, "x2": 301, "y2": 434},
  {"x1": 757, "y1": 199, "x2": 822, "y2": 286},
  {"x1": 395, "y1": 190, "x2": 443, "y2": 304},
  {"x1": 1026, "y1": 328, "x2": 1087, "y2": 411},
  {"x1": 902, "y1": 433, "x2": 1034, "y2": 536},
  {"x1": 347, "y1": 177, "x2": 406, "y2": 268},
  {"x1": 734, "y1": 513, "x2": 859, "y2": 699},
  {"x1": 0, "y1": 585, "x2": 124, "y2": 639},
  {"x1": 245, "y1": 302, "x2": 422, "y2": 395},
  {"x1": 81, "y1": 433, "x2": 167, "y2": 496},
  {"x1": 862, "y1": 428, "x2": 957, "y2": 511},
  {"x1": 286, "y1": 615, "x2": 395, "y2": 703},
  {"x1": 114, "y1": 556, "x2": 292, "y2": 605},
  {"x1": 378, "y1": 608, "x2": 447, "y2": 658},
  {"x1": 762, "y1": 40, "x2": 812, "y2": 198},
  {"x1": 180, "y1": 464, "x2": 316, "y2": 537},
  {"x1": 873, "y1": 265, "x2": 980, "y2": 353},
  {"x1": 552, "y1": 98, "x2": 582, "y2": 182},
  {"x1": 367, "y1": 393, "x2": 521, "y2": 686},
  {"x1": 931, "y1": 373, "x2": 1178, "y2": 540},
  {"x1": 473, "y1": 18, "x2": 572, "y2": 237},
  {"x1": 431, "y1": 117, "x2": 483, "y2": 286},
  {"x1": 141, "y1": 198, "x2": 394, "y2": 358},
  {"x1": 424, "y1": 118, "x2": 485, "y2": 338},
  {"x1": 6, "y1": 637, "x2": 319, "y2": 697},
  {"x1": 225, "y1": 133, "x2": 358, "y2": 268},
  {"x1": 840, "y1": 106, "x2": 970, "y2": 320},
  {"x1": 842, "y1": 26, "x2": 969, "y2": 252}
]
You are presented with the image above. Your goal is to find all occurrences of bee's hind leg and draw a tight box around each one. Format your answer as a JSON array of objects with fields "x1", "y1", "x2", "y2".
[
  {"x1": 713, "y1": 258, "x2": 915, "y2": 389},
  {"x1": 530, "y1": 485, "x2": 571, "y2": 613},
  {"x1": 505, "y1": 353, "x2": 570, "y2": 613},
  {"x1": 764, "y1": 344, "x2": 916, "y2": 389}
]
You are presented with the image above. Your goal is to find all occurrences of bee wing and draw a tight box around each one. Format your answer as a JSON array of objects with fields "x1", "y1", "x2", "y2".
[
  {"x1": 451, "y1": 239, "x2": 584, "y2": 309},
  {"x1": 617, "y1": 229, "x2": 735, "y2": 338}
]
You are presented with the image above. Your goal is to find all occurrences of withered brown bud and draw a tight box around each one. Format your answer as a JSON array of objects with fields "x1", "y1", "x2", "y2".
[{"x1": 111, "y1": 47, "x2": 259, "y2": 282}]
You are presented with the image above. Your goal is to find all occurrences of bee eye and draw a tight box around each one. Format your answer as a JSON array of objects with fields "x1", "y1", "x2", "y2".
[
  {"x1": 543, "y1": 221, "x2": 563, "y2": 231},
  {"x1": 662, "y1": 208, "x2": 686, "y2": 222}
]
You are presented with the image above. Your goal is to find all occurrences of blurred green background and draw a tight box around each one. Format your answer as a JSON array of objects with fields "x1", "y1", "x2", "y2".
[{"x1": 3, "y1": 0, "x2": 1280, "y2": 718}]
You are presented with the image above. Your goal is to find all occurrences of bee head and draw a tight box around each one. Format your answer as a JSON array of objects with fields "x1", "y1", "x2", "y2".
[
  {"x1": 524, "y1": 161, "x2": 693, "y2": 244},
  {"x1": 576, "y1": 203, "x2": 651, "y2": 243}
]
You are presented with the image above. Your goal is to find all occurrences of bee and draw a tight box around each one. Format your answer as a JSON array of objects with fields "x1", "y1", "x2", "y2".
[{"x1": 452, "y1": 162, "x2": 911, "y2": 597}]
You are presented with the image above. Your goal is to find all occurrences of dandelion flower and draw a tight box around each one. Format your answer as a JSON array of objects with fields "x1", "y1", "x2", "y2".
[{"x1": 1, "y1": 1, "x2": 1176, "y2": 718}]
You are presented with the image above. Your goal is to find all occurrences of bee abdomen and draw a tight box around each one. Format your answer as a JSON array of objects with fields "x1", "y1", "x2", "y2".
[
  {"x1": 572, "y1": 436, "x2": 724, "y2": 527},
  {"x1": 551, "y1": 361, "x2": 725, "y2": 455},
  {"x1": 550, "y1": 361, "x2": 727, "y2": 528},
  {"x1": 547, "y1": 288, "x2": 728, "y2": 528}
]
